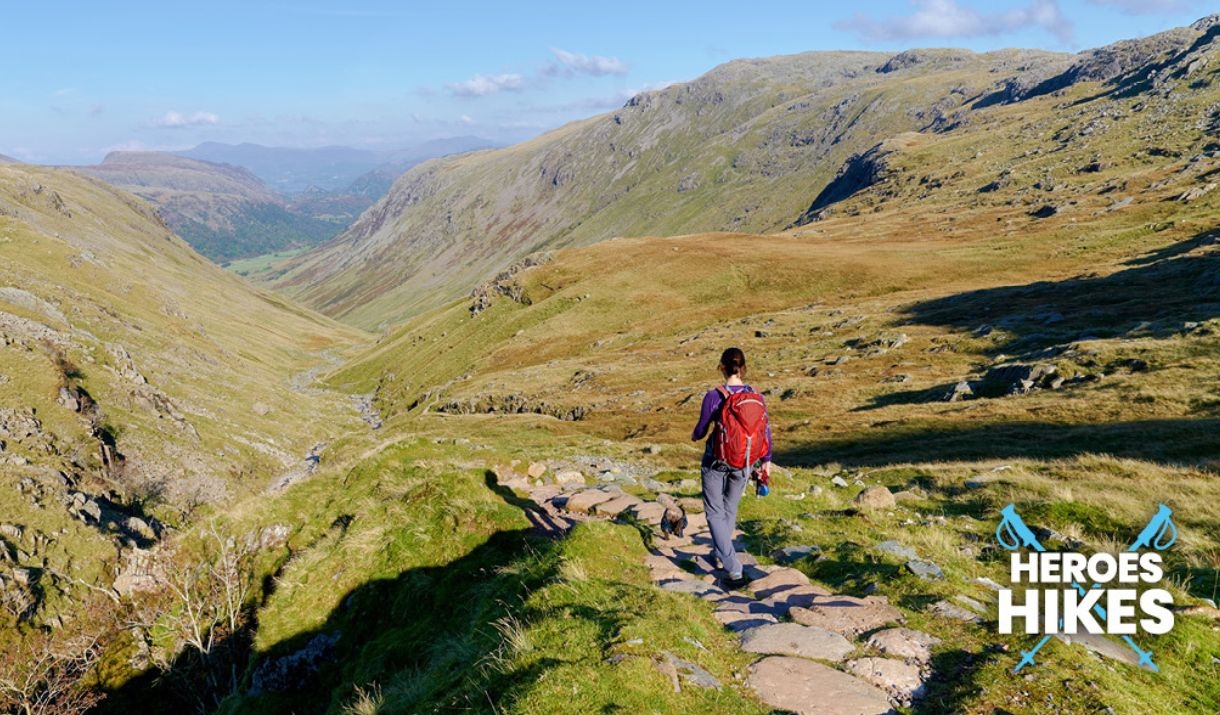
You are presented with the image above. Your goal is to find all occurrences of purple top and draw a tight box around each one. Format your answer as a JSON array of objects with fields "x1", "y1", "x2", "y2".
[{"x1": 691, "y1": 384, "x2": 773, "y2": 462}]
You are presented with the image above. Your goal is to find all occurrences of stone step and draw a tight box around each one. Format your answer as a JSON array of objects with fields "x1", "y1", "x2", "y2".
[
  {"x1": 739, "y1": 622, "x2": 855, "y2": 663},
  {"x1": 748, "y1": 656, "x2": 895, "y2": 715},
  {"x1": 865, "y1": 628, "x2": 941, "y2": 664},
  {"x1": 846, "y1": 657, "x2": 927, "y2": 707},
  {"x1": 789, "y1": 595, "x2": 904, "y2": 637}
]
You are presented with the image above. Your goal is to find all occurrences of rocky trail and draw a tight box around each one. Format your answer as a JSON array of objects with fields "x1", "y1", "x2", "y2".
[{"x1": 495, "y1": 465, "x2": 942, "y2": 715}]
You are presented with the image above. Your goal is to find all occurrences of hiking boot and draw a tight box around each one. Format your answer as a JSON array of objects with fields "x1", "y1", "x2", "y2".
[{"x1": 722, "y1": 573, "x2": 751, "y2": 590}]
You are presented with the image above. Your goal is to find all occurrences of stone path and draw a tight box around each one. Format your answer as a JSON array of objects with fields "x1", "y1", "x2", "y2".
[{"x1": 498, "y1": 466, "x2": 942, "y2": 714}]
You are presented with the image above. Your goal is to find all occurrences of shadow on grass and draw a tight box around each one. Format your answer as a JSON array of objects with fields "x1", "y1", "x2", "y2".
[
  {"x1": 101, "y1": 491, "x2": 578, "y2": 714},
  {"x1": 898, "y1": 227, "x2": 1220, "y2": 356},
  {"x1": 775, "y1": 417, "x2": 1220, "y2": 469},
  {"x1": 914, "y1": 647, "x2": 1006, "y2": 715}
]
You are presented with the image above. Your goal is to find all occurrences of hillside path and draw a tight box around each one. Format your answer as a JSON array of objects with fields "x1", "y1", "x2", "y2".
[{"x1": 495, "y1": 467, "x2": 940, "y2": 714}]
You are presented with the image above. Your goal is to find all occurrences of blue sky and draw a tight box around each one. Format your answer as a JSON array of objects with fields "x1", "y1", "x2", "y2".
[{"x1": 1, "y1": 0, "x2": 1211, "y2": 164}]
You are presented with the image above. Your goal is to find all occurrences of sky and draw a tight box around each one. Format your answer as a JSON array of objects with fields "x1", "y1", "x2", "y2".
[{"x1": 1, "y1": 0, "x2": 1212, "y2": 165}]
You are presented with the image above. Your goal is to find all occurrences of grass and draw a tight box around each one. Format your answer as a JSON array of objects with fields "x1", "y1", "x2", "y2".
[{"x1": 224, "y1": 247, "x2": 309, "y2": 278}]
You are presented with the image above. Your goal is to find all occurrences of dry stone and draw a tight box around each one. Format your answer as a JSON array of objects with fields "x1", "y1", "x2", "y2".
[
  {"x1": 866, "y1": 628, "x2": 941, "y2": 664},
  {"x1": 527, "y1": 462, "x2": 547, "y2": 478},
  {"x1": 660, "y1": 579, "x2": 727, "y2": 600},
  {"x1": 739, "y1": 622, "x2": 854, "y2": 663},
  {"x1": 627, "y1": 501, "x2": 666, "y2": 524},
  {"x1": 789, "y1": 595, "x2": 904, "y2": 637},
  {"x1": 846, "y1": 657, "x2": 927, "y2": 705},
  {"x1": 1054, "y1": 632, "x2": 1146, "y2": 668},
  {"x1": 748, "y1": 656, "x2": 895, "y2": 715},
  {"x1": 554, "y1": 470, "x2": 585, "y2": 485},
  {"x1": 854, "y1": 486, "x2": 896, "y2": 509},
  {"x1": 714, "y1": 609, "x2": 779, "y2": 631},
  {"x1": 928, "y1": 599, "x2": 981, "y2": 623},
  {"x1": 564, "y1": 489, "x2": 619, "y2": 513},
  {"x1": 762, "y1": 584, "x2": 832, "y2": 612},
  {"x1": 748, "y1": 567, "x2": 812, "y2": 598},
  {"x1": 594, "y1": 494, "x2": 645, "y2": 517}
]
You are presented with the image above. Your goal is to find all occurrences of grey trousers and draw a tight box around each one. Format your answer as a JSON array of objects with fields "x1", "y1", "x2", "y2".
[{"x1": 701, "y1": 449, "x2": 750, "y2": 577}]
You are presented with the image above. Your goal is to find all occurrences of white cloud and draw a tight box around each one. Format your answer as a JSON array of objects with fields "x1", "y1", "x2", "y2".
[
  {"x1": 154, "y1": 110, "x2": 221, "y2": 128},
  {"x1": 545, "y1": 48, "x2": 628, "y2": 77},
  {"x1": 459, "y1": 114, "x2": 477, "y2": 125},
  {"x1": 1085, "y1": 0, "x2": 1199, "y2": 14},
  {"x1": 839, "y1": 0, "x2": 1073, "y2": 44},
  {"x1": 446, "y1": 73, "x2": 527, "y2": 97}
]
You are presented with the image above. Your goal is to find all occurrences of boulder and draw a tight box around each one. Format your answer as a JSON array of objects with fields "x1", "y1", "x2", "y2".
[
  {"x1": 832, "y1": 475, "x2": 850, "y2": 488},
  {"x1": 748, "y1": 656, "x2": 894, "y2": 715},
  {"x1": 527, "y1": 462, "x2": 547, "y2": 479},
  {"x1": 554, "y1": 470, "x2": 585, "y2": 485},
  {"x1": 854, "y1": 486, "x2": 896, "y2": 509}
]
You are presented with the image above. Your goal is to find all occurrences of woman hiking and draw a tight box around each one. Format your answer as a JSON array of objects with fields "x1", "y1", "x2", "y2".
[{"x1": 691, "y1": 347, "x2": 772, "y2": 590}]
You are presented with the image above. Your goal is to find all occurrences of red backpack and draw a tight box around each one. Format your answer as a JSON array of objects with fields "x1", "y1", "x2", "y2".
[{"x1": 713, "y1": 386, "x2": 771, "y2": 469}]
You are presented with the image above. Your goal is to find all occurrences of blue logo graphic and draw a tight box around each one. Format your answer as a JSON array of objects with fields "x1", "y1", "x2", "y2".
[{"x1": 995, "y1": 503, "x2": 1177, "y2": 672}]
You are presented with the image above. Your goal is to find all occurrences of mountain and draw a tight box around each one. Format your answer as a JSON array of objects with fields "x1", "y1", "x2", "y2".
[
  {"x1": 0, "y1": 162, "x2": 368, "y2": 702},
  {"x1": 6, "y1": 18, "x2": 1220, "y2": 715},
  {"x1": 275, "y1": 18, "x2": 1220, "y2": 331},
  {"x1": 178, "y1": 138, "x2": 497, "y2": 194},
  {"x1": 0, "y1": 154, "x2": 20, "y2": 164},
  {"x1": 73, "y1": 152, "x2": 344, "y2": 262}
]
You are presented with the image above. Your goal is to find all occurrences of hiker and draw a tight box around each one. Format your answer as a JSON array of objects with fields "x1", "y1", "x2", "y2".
[{"x1": 691, "y1": 347, "x2": 772, "y2": 589}]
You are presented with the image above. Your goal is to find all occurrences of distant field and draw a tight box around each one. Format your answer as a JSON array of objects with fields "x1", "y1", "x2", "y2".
[{"x1": 225, "y1": 247, "x2": 310, "y2": 278}]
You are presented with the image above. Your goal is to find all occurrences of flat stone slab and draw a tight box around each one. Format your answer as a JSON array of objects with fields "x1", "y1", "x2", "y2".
[
  {"x1": 761, "y1": 584, "x2": 832, "y2": 612},
  {"x1": 529, "y1": 484, "x2": 564, "y2": 503},
  {"x1": 715, "y1": 596, "x2": 785, "y2": 617},
  {"x1": 905, "y1": 560, "x2": 944, "y2": 580},
  {"x1": 713, "y1": 609, "x2": 779, "y2": 631},
  {"x1": 846, "y1": 657, "x2": 927, "y2": 706},
  {"x1": 660, "y1": 579, "x2": 728, "y2": 601},
  {"x1": 748, "y1": 656, "x2": 895, "y2": 715},
  {"x1": 661, "y1": 651, "x2": 721, "y2": 689},
  {"x1": 875, "y1": 540, "x2": 918, "y2": 560},
  {"x1": 739, "y1": 623, "x2": 854, "y2": 663},
  {"x1": 866, "y1": 628, "x2": 941, "y2": 664},
  {"x1": 627, "y1": 501, "x2": 666, "y2": 524},
  {"x1": 564, "y1": 489, "x2": 619, "y2": 513},
  {"x1": 789, "y1": 595, "x2": 904, "y2": 637},
  {"x1": 748, "y1": 567, "x2": 812, "y2": 598},
  {"x1": 928, "y1": 599, "x2": 981, "y2": 623},
  {"x1": 773, "y1": 544, "x2": 821, "y2": 564},
  {"x1": 1054, "y1": 632, "x2": 1147, "y2": 668},
  {"x1": 594, "y1": 494, "x2": 646, "y2": 517}
]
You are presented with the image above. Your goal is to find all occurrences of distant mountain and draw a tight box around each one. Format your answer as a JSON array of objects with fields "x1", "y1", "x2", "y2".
[
  {"x1": 273, "y1": 17, "x2": 1220, "y2": 330},
  {"x1": 73, "y1": 152, "x2": 342, "y2": 262},
  {"x1": 0, "y1": 153, "x2": 20, "y2": 164},
  {"x1": 178, "y1": 138, "x2": 497, "y2": 194}
]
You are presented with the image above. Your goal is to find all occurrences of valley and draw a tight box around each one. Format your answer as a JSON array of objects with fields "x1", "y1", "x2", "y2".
[{"x1": 1, "y1": 14, "x2": 1219, "y2": 715}]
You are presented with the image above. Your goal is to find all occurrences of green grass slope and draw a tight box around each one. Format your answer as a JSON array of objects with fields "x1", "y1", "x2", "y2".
[{"x1": 0, "y1": 164, "x2": 368, "y2": 687}]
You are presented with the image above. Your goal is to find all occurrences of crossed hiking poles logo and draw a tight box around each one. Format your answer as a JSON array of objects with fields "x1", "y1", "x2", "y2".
[{"x1": 995, "y1": 502, "x2": 1177, "y2": 672}]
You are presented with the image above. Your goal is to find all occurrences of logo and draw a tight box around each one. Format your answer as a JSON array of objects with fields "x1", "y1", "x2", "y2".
[{"x1": 994, "y1": 503, "x2": 1178, "y2": 672}]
